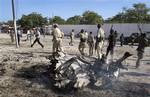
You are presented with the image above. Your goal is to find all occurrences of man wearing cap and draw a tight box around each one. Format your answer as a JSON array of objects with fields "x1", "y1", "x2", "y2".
[{"x1": 52, "y1": 24, "x2": 64, "y2": 53}]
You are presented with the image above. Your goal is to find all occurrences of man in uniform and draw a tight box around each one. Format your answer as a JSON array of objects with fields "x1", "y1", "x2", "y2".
[
  {"x1": 114, "y1": 30, "x2": 118, "y2": 46},
  {"x1": 9, "y1": 28, "x2": 14, "y2": 43},
  {"x1": 52, "y1": 24, "x2": 64, "y2": 53},
  {"x1": 136, "y1": 33, "x2": 148, "y2": 68},
  {"x1": 31, "y1": 28, "x2": 44, "y2": 48},
  {"x1": 106, "y1": 28, "x2": 115, "y2": 61},
  {"x1": 17, "y1": 28, "x2": 22, "y2": 46},
  {"x1": 95, "y1": 24, "x2": 105, "y2": 59},
  {"x1": 69, "y1": 29, "x2": 75, "y2": 46},
  {"x1": 120, "y1": 33, "x2": 124, "y2": 46},
  {"x1": 87, "y1": 32, "x2": 94, "y2": 56},
  {"x1": 78, "y1": 29, "x2": 87, "y2": 55}
]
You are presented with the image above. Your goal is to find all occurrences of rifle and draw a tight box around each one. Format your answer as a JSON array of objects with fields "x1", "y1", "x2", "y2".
[{"x1": 137, "y1": 24, "x2": 143, "y2": 33}]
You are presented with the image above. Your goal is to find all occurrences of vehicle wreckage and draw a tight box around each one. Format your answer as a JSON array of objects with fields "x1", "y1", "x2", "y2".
[{"x1": 48, "y1": 52, "x2": 132, "y2": 90}]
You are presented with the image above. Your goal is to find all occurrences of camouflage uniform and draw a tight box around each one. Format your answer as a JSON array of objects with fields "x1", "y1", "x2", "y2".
[
  {"x1": 106, "y1": 30, "x2": 115, "y2": 61},
  {"x1": 120, "y1": 34, "x2": 124, "y2": 46},
  {"x1": 87, "y1": 32, "x2": 94, "y2": 56},
  {"x1": 136, "y1": 34, "x2": 148, "y2": 68},
  {"x1": 78, "y1": 29, "x2": 87, "y2": 55}
]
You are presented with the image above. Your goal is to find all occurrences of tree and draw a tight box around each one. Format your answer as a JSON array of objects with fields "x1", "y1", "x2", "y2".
[
  {"x1": 6, "y1": 20, "x2": 14, "y2": 27},
  {"x1": 18, "y1": 12, "x2": 48, "y2": 28},
  {"x1": 105, "y1": 3, "x2": 150, "y2": 23},
  {"x1": 80, "y1": 11, "x2": 103, "y2": 24},
  {"x1": 66, "y1": 15, "x2": 81, "y2": 24},
  {"x1": 49, "y1": 16, "x2": 65, "y2": 24}
]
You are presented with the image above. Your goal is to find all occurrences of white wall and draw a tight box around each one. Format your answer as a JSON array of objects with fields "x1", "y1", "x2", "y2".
[{"x1": 49, "y1": 24, "x2": 150, "y2": 37}]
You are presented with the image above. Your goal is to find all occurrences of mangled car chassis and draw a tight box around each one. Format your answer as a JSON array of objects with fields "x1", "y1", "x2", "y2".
[{"x1": 48, "y1": 52, "x2": 132, "y2": 90}]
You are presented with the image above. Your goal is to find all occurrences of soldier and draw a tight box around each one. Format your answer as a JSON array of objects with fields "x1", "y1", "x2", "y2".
[
  {"x1": 9, "y1": 28, "x2": 14, "y2": 43},
  {"x1": 106, "y1": 29, "x2": 115, "y2": 61},
  {"x1": 87, "y1": 32, "x2": 94, "y2": 56},
  {"x1": 69, "y1": 29, "x2": 75, "y2": 46},
  {"x1": 31, "y1": 28, "x2": 44, "y2": 48},
  {"x1": 78, "y1": 29, "x2": 87, "y2": 55},
  {"x1": 114, "y1": 30, "x2": 118, "y2": 46},
  {"x1": 95, "y1": 24, "x2": 105, "y2": 59},
  {"x1": 120, "y1": 33, "x2": 124, "y2": 46},
  {"x1": 52, "y1": 24, "x2": 64, "y2": 53},
  {"x1": 136, "y1": 33, "x2": 148, "y2": 68},
  {"x1": 17, "y1": 28, "x2": 21, "y2": 46}
]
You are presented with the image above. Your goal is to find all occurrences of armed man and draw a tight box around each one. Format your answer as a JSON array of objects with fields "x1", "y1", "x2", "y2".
[
  {"x1": 106, "y1": 25, "x2": 115, "y2": 61},
  {"x1": 136, "y1": 33, "x2": 148, "y2": 68},
  {"x1": 87, "y1": 32, "x2": 94, "y2": 56},
  {"x1": 120, "y1": 33, "x2": 124, "y2": 46},
  {"x1": 69, "y1": 29, "x2": 75, "y2": 46},
  {"x1": 95, "y1": 24, "x2": 105, "y2": 59},
  {"x1": 52, "y1": 24, "x2": 64, "y2": 53},
  {"x1": 78, "y1": 29, "x2": 87, "y2": 55}
]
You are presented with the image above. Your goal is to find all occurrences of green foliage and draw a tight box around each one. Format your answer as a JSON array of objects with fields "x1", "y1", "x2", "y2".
[
  {"x1": 81, "y1": 11, "x2": 103, "y2": 24},
  {"x1": 49, "y1": 16, "x2": 65, "y2": 24},
  {"x1": 105, "y1": 3, "x2": 150, "y2": 23},
  {"x1": 50, "y1": 11, "x2": 103, "y2": 25},
  {"x1": 6, "y1": 20, "x2": 14, "y2": 27},
  {"x1": 18, "y1": 12, "x2": 48, "y2": 28},
  {"x1": 66, "y1": 15, "x2": 81, "y2": 24},
  {"x1": 15, "y1": 11, "x2": 103, "y2": 26}
]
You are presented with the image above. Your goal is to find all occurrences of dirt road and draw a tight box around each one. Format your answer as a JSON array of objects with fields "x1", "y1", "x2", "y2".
[{"x1": 0, "y1": 33, "x2": 149, "y2": 97}]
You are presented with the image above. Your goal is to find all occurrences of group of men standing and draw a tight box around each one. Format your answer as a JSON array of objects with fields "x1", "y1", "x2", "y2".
[
  {"x1": 11, "y1": 23, "x2": 148, "y2": 69},
  {"x1": 77, "y1": 24, "x2": 105, "y2": 59},
  {"x1": 69, "y1": 24, "x2": 148, "y2": 68}
]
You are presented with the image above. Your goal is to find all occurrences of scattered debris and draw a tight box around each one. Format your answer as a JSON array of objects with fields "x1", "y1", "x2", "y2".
[{"x1": 49, "y1": 52, "x2": 132, "y2": 90}]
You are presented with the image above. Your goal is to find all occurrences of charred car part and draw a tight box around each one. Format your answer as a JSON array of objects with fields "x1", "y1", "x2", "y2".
[{"x1": 48, "y1": 52, "x2": 132, "y2": 90}]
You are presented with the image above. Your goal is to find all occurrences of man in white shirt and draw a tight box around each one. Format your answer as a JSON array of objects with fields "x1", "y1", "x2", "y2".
[{"x1": 31, "y1": 28, "x2": 44, "y2": 48}]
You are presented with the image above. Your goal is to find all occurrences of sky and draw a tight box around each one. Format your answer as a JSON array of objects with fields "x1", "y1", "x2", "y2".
[{"x1": 0, "y1": 0, "x2": 150, "y2": 22}]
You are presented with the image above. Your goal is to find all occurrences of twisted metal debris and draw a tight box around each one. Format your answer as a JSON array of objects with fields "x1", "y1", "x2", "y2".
[{"x1": 48, "y1": 52, "x2": 132, "y2": 90}]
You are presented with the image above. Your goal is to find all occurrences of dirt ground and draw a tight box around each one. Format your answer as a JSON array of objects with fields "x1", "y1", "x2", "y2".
[{"x1": 0, "y1": 33, "x2": 150, "y2": 97}]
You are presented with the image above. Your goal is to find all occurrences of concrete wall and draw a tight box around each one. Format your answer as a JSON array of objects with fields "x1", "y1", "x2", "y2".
[{"x1": 48, "y1": 24, "x2": 150, "y2": 37}]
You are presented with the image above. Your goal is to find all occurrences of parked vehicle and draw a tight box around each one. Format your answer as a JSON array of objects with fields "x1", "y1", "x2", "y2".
[
  {"x1": 124, "y1": 33, "x2": 140, "y2": 45},
  {"x1": 146, "y1": 32, "x2": 150, "y2": 45}
]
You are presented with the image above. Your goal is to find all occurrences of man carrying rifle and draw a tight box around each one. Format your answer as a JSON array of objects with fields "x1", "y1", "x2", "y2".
[
  {"x1": 106, "y1": 25, "x2": 115, "y2": 61},
  {"x1": 95, "y1": 24, "x2": 105, "y2": 59},
  {"x1": 136, "y1": 26, "x2": 148, "y2": 68}
]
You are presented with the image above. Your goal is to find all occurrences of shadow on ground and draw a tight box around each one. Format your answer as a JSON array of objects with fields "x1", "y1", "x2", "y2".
[
  {"x1": 14, "y1": 64, "x2": 150, "y2": 97},
  {"x1": 14, "y1": 64, "x2": 77, "y2": 95},
  {"x1": 111, "y1": 81, "x2": 150, "y2": 97},
  {"x1": 120, "y1": 72, "x2": 150, "y2": 77}
]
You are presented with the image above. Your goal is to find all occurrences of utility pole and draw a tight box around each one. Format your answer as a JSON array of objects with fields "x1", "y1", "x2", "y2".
[{"x1": 12, "y1": 0, "x2": 19, "y2": 48}]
